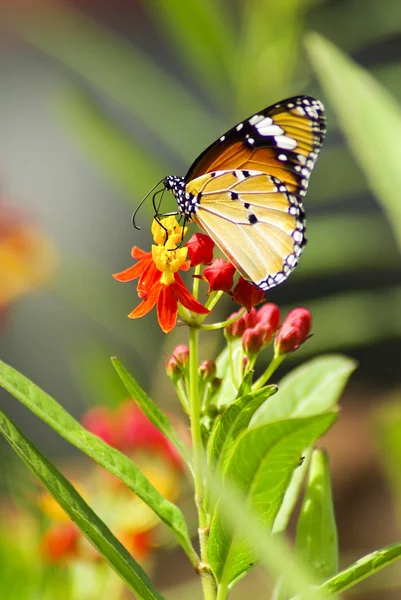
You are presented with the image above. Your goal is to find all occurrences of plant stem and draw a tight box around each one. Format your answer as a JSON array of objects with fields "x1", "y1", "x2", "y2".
[
  {"x1": 189, "y1": 325, "x2": 217, "y2": 600},
  {"x1": 252, "y1": 352, "x2": 286, "y2": 391}
]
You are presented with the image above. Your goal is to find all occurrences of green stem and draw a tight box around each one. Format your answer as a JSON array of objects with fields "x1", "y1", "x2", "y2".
[
  {"x1": 200, "y1": 307, "x2": 247, "y2": 331},
  {"x1": 189, "y1": 325, "x2": 217, "y2": 600},
  {"x1": 252, "y1": 352, "x2": 286, "y2": 391}
]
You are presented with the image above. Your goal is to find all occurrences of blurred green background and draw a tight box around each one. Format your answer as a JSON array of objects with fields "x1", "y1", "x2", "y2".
[{"x1": 0, "y1": 0, "x2": 401, "y2": 598}]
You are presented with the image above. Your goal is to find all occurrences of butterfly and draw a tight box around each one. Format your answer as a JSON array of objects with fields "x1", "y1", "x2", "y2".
[{"x1": 141, "y1": 95, "x2": 326, "y2": 292}]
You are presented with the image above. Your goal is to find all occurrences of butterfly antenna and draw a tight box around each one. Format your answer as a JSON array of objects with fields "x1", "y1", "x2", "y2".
[{"x1": 132, "y1": 178, "x2": 165, "y2": 230}]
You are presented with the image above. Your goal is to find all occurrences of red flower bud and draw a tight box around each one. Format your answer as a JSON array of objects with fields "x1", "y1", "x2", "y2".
[
  {"x1": 185, "y1": 233, "x2": 214, "y2": 266},
  {"x1": 82, "y1": 407, "x2": 117, "y2": 447},
  {"x1": 202, "y1": 259, "x2": 236, "y2": 293},
  {"x1": 42, "y1": 523, "x2": 79, "y2": 562},
  {"x1": 199, "y1": 359, "x2": 217, "y2": 382},
  {"x1": 256, "y1": 323, "x2": 274, "y2": 346},
  {"x1": 275, "y1": 308, "x2": 312, "y2": 355},
  {"x1": 225, "y1": 309, "x2": 247, "y2": 339},
  {"x1": 242, "y1": 327, "x2": 264, "y2": 356},
  {"x1": 232, "y1": 277, "x2": 265, "y2": 311},
  {"x1": 257, "y1": 303, "x2": 280, "y2": 331},
  {"x1": 166, "y1": 344, "x2": 189, "y2": 381}
]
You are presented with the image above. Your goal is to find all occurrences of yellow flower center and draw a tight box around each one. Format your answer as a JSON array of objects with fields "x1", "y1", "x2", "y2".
[
  {"x1": 151, "y1": 216, "x2": 187, "y2": 247},
  {"x1": 152, "y1": 239, "x2": 188, "y2": 285}
]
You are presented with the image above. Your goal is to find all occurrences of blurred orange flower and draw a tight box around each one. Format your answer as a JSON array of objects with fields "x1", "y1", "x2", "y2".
[{"x1": 0, "y1": 204, "x2": 56, "y2": 309}]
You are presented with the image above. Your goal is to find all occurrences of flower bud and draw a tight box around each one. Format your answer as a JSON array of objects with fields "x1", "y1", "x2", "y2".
[
  {"x1": 185, "y1": 233, "x2": 215, "y2": 266},
  {"x1": 275, "y1": 308, "x2": 312, "y2": 355},
  {"x1": 210, "y1": 377, "x2": 222, "y2": 397},
  {"x1": 256, "y1": 323, "x2": 274, "y2": 347},
  {"x1": 199, "y1": 359, "x2": 217, "y2": 383},
  {"x1": 166, "y1": 344, "x2": 189, "y2": 381},
  {"x1": 242, "y1": 327, "x2": 264, "y2": 357},
  {"x1": 232, "y1": 277, "x2": 264, "y2": 311},
  {"x1": 225, "y1": 309, "x2": 248, "y2": 339},
  {"x1": 257, "y1": 303, "x2": 280, "y2": 331},
  {"x1": 202, "y1": 259, "x2": 236, "y2": 293}
]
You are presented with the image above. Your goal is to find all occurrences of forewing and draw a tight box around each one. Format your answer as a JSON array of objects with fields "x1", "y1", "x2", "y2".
[{"x1": 185, "y1": 95, "x2": 325, "y2": 199}]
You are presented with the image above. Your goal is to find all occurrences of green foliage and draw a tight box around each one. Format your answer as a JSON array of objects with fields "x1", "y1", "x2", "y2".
[
  {"x1": 306, "y1": 33, "x2": 401, "y2": 251},
  {"x1": 208, "y1": 413, "x2": 336, "y2": 586},
  {"x1": 252, "y1": 355, "x2": 357, "y2": 423},
  {"x1": 0, "y1": 411, "x2": 166, "y2": 600},
  {"x1": 0, "y1": 360, "x2": 195, "y2": 562},
  {"x1": 295, "y1": 450, "x2": 338, "y2": 581},
  {"x1": 111, "y1": 357, "x2": 191, "y2": 467},
  {"x1": 207, "y1": 385, "x2": 277, "y2": 470}
]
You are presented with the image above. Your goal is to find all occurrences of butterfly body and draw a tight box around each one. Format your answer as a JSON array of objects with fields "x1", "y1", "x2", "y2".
[{"x1": 163, "y1": 95, "x2": 326, "y2": 291}]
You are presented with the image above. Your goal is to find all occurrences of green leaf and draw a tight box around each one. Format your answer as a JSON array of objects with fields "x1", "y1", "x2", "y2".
[
  {"x1": 0, "y1": 411, "x2": 165, "y2": 600},
  {"x1": 295, "y1": 450, "x2": 338, "y2": 581},
  {"x1": 0, "y1": 360, "x2": 197, "y2": 565},
  {"x1": 251, "y1": 355, "x2": 356, "y2": 425},
  {"x1": 272, "y1": 447, "x2": 312, "y2": 536},
  {"x1": 306, "y1": 32, "x2": 401, "y2": 252},
  {"x1": 295, "y1": 541, "x2": 401, "y2": 598},
  {"x1": 111, "y1": 358, "x2": 191, "y2": 469},
  {"x1": 208, "y1": 412, "x2": 336, "y2": 586},
  {"x1": 214, "y1": 339, "x2": 243, "y2": 408},
  {"x1": 207, "y1": 385, "x2": 277, "y2": 469}
]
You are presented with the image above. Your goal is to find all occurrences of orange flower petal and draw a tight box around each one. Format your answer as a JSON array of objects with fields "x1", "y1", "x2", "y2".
[
  {"x1": 174, "y1": 274, "x2": 210, "y2": 314},
  {"x1": 157, "y1": 284, "x2": 178, "y2": 333},
  {"x1": 128, "y1": 282, "x2": 162, "y2": 319},
  {"x1": 131, "y1": 246, "x2": 150, "y2": 259},
  {"x1": 137, "y1": 261, "x2": 160, "y2": 297},
  {"x1": 113, "y1": 259, "x2": 150, "y2": 282}
]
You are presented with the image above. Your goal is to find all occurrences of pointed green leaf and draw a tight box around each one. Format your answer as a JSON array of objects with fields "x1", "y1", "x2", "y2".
[
  {"x1": 111, "y1": 358, "x2": 191, "y2": 468},
  {"x1": 207, "y1": 385, "x2": 277, "y2": 469},
  {"x1": 208, "y1": 412, "x2": 337, "y2": 585},
  {"x1": 0, "y1": 360, "x2": 197, "y2": 565},
  {"x1": 295, "y1": 541, "x2": 401, "y2": 599},
  {"x1": 0, "y1": 411, "x2": 165, "y2": 600},
  {"x1": 214, "y1": 339, "x2": 243, "y2": 408},
  {"x1": 272, "y1": 448, "x2": 312, "y2": 536},
  {"x1": 306, "y1": 33, "x2": 401, "y2": 251},
  {"x1": 296, "y1": 450, "x2": 338, "y2": 581},
  {"x1": 251, "y1": 355, "x2": 356, "y2": 424}
]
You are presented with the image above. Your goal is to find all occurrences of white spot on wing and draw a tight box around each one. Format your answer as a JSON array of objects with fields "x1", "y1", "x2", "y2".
[
  {"x1": 275, "y1": 135, "x2": 297, "y2": 150},
  {"x1": 248, "y1": 114, "x2": 264, "y2": 125},
  {"x1": 236, "y1": 123, "x2": 244, "y2": 131}
]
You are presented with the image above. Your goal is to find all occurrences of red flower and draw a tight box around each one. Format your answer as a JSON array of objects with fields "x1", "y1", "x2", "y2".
[
  {"x1": 115, "y1": 401, "x2": 184, "y2": 470},
  {"x1": 275, "y1": 308, "x2": 312, "y2": 355},
  {"x1": 202, "y1": 259, "x2": 236, "y2": 293},
  {"x1": 225, "y1": 307, "x2": 259, "y2": 339},
  {"x1": 185, "y1": 233, "x2": 214, "y2": 266},
  {"x1": 232, "y1": 277, "x2": 265, "y2": 311},
  {"x1": 113, "y1": 218, "x2": 209, "y2": 333},
  {"x1": 82, "y1": 407, "x2": 117, "y2": 447}
]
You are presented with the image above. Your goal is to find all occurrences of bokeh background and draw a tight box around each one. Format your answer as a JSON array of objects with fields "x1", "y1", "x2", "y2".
[{"x1": 0, "y1": 0, "x2": 401, "y2": 598}]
